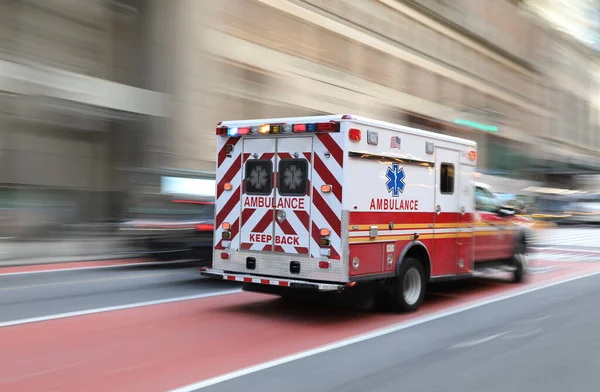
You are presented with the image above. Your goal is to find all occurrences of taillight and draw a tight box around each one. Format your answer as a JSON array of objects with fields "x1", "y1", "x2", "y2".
[
  {"x1": 316, "y1": 122, "x2": 339, "y2": 132},
  {"x1": 321, "y1": 184, "x2": 332, "y2": 193},
  {"x1": 222, "y1": 222, "x2": 231, "y2": 230},
  {"x1": 319, "y1": 261, "x2": 330, "y2": 269},
  {"x1": 319, "y1": 238, "x2": 330, "y2": 247},
  {"x1": 320, "y1": 228, "x2": 330, "y2": 236},
  {"x1": 292, "y1": 122, "x2": 340, "y2": 133},
  {"x1": 216, "y1": 125, "x2": 228, "y2": 135},
  {"x1": 349, "y1": 128, "x2": 361, "y2": 141}
]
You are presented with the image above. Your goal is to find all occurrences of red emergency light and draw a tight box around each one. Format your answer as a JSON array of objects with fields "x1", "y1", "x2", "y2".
[{"x1": 217, "y1": 121, "x2": 340, "y2": 136}]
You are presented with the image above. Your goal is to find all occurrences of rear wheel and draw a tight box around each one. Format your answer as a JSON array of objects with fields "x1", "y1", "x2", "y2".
[{"x1": 389, "y1": 257, "x2": 426, "y2": 312}]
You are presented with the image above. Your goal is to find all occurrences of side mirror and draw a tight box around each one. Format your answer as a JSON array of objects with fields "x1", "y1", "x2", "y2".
[{"x1": 496, "y1": 205, "x2": 516, "y2": 217}]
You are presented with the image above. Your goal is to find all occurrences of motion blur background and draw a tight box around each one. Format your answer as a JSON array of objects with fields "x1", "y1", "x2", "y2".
[{"x1": 2, "y1": 0, "x2": 600, "y2": 258}]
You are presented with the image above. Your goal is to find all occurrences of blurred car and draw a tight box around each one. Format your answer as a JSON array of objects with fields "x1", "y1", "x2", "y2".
[
  {"x1": 120, "y1": 195, "x2": 215, "y2": 264},
  {"x1": 528, "y1": 194, "x2": 573, "y2": 223},
  {"x1": 563, "y1": 194, "x2": 600, "y2": 224}
]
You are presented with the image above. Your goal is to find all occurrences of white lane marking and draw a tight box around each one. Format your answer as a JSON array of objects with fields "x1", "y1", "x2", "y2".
[
  {"x1": 0, "y1": 289, "x2": 242, "y2": 328},
  {"x1": 523, "y1": 315, "x2": 550, "y2": 323},
  {"x1": 546, "y1": 294, "x2": 582, "y2": 300},
  {"x1": 0, "y1": 260, "x2": 198, "y2": 277},
  {"x1": 449, "y1": 331, "x2": 512, "y2": 349},
  {"x1": 502, "y1": 328, "x2": 543, "y2": 339},
  {"x1": 170, "y1": 269, "x2": 600, "y2": 392}
]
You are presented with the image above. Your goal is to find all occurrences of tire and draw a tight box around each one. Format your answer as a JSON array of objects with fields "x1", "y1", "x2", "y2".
[
  {"x1": 389, "y1": 257, "x2": 426, "y2": 312},
  {"x1": 512, "y1": 241, "x2": 528, "y2": 283}
]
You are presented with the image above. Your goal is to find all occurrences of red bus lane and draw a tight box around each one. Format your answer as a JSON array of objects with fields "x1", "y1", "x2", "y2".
[{"x1": 1, "y1": 261, "x2": 599, "y2": 392}]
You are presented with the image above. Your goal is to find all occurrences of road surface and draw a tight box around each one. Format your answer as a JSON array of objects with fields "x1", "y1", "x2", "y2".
[
  {"x1": 0, "y1": 255, "x2": 599, "y2": 391},
  {"x1": 0, "y1": 260, "x2": 240, "y2": 323},
  {"x1": 198, "y1": 268, "x2": 600, "y2": 392}
]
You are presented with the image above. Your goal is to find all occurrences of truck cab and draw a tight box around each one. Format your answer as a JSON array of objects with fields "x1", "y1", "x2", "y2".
[{"x1": 472, "y1": 181, "x2": 532, "y2": 277}]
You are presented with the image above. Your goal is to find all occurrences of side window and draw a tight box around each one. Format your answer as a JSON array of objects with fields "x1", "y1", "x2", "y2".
[
  {"x1": 245, "y1": 160, "x2": 273, "y2": 195},
  {"x1": 440, "y1": 163, "x2": 454, "y2": 194},
  {"x1": 278, "y1": 159, "x2": 308, "y2": 196}
]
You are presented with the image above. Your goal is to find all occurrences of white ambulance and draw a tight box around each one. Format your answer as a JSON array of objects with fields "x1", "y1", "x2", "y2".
[{"x1": 201, "y1": 115, "x2": 532, "y2": 312}]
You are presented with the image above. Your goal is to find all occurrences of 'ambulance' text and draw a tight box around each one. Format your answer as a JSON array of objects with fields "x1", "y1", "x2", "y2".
[
  {"x1": 369, "y1": 198, "x2": 419, "y2": 211},
  {"x1": 244, "y1": 196, "x2": 305, "y2": 210}
]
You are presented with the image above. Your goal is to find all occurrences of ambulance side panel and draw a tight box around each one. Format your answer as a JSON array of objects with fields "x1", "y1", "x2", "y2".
[
  {"x1": 342, "y1": 121, "x2": 436, "y2": 277},
  {"x1": 341, "y1": 120, "x2": 476, "y2": 279}
]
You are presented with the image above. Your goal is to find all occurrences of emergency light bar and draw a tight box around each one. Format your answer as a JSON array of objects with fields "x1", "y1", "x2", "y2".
[{"x1": 216, "y1": 121, "x2": 340, "y2": 136}]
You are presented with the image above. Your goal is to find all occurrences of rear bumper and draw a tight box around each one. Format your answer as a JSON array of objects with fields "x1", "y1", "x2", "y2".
[{"x1": 200, "y1": 268, "x2": 346, "y2": 292}]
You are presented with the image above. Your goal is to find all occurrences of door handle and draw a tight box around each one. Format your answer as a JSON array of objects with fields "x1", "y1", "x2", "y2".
[
  {"x1": 460, "y1": 206, "x2": 465, "y2": 216},
  {"x1": 435, "y1": 205, "x2": 441, "y2": 215}
]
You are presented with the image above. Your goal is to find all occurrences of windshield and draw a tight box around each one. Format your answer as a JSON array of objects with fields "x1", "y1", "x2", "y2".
[{"x1": 475, "y1": 186, "x2": 502, "y2": 212}]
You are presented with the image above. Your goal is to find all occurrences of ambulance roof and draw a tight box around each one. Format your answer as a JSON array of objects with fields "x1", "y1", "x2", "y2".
[{"x1": 218, "y1": 114, "x2": 477, "y2": 148}]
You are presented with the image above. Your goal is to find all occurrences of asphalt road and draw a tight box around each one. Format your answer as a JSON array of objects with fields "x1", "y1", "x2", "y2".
[
  {"x1": 0, "y1": 261, "x2": 241, "y2": 323},
  {"x1": 198, "y1": 271, "x2": 600, "y2": 392}
]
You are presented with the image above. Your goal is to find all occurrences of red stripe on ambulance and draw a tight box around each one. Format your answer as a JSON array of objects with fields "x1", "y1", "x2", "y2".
[{"x1": 316, "y1": 133, "x2": 343, "y2": 167}]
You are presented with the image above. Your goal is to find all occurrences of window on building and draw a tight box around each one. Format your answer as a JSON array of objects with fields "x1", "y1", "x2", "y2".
[{"x1": 440, "y1": 163, "x2": 454, "y2": 194}]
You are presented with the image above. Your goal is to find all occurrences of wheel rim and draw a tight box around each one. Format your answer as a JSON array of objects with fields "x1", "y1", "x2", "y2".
[{"x1": 403, "y1": 267, "x2": 422, "y2": 306}]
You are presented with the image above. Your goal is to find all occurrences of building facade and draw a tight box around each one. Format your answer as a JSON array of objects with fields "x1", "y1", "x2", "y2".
[
  {"x1": 162, "y1": 0, "x2": 600, "y2": 182},
  {"x1": 2, "y1": 0, "x2": 600, "y2": 229}
]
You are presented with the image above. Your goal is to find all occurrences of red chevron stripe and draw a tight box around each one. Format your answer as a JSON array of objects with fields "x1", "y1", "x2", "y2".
[
  {"x1": 295, "y1": 210, "x2": 310, "y2": 230},
  {"x1": 241, "y1": 207, "x2": 255, "y2": 225},
  {"x1": 276, "y1": 213, "x2": 308, "y2": 253},
  {"x1": 302, "y1": 152, "x2": 312, "y2": 163},
  {"x1": 316, "y1": 133, "x2": 343, "y2": 167},
  {"x1": 215, "y1": 186, "x2": 240, "y2": 227},
  {"x1": 312, "y1": 187, "x2": 341, "y2": 235},
  {"x1": 276, "y1": 215, "x2": 297, "y2": 236},
  {"x1": 217, "y1": 137, "x2": 241, "y2": 166},
  {"x1": 313, "y1": 153, "x2": 342, "y2": 202},
  {"x1": 217, "y1": 156, "x2": 241, "y2": 198},
  {"x1": 251, "y1": 210, "x2": 274, "y2": 233}
]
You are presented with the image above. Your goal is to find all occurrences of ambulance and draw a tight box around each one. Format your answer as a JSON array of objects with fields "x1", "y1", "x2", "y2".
[{"x1": 201, "y1": 115, "x2": 533, "y2": 312}]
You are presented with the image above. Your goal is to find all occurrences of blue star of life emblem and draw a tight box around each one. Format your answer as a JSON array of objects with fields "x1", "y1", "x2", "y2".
[{"x1": 385, "y1": 164, "x2": 406, "y2": 197}]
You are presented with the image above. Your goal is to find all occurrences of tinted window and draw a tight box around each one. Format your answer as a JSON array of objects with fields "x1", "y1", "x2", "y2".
[
  {"x1": 278, "y1": 159, "x2": 308, "y2": 196},
  {"x1": 440, "y1": 163, "x2": 454, "y2": 194},
  {"x1": 245, "y1": 160, "x2": 273, "y2": 195}
]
